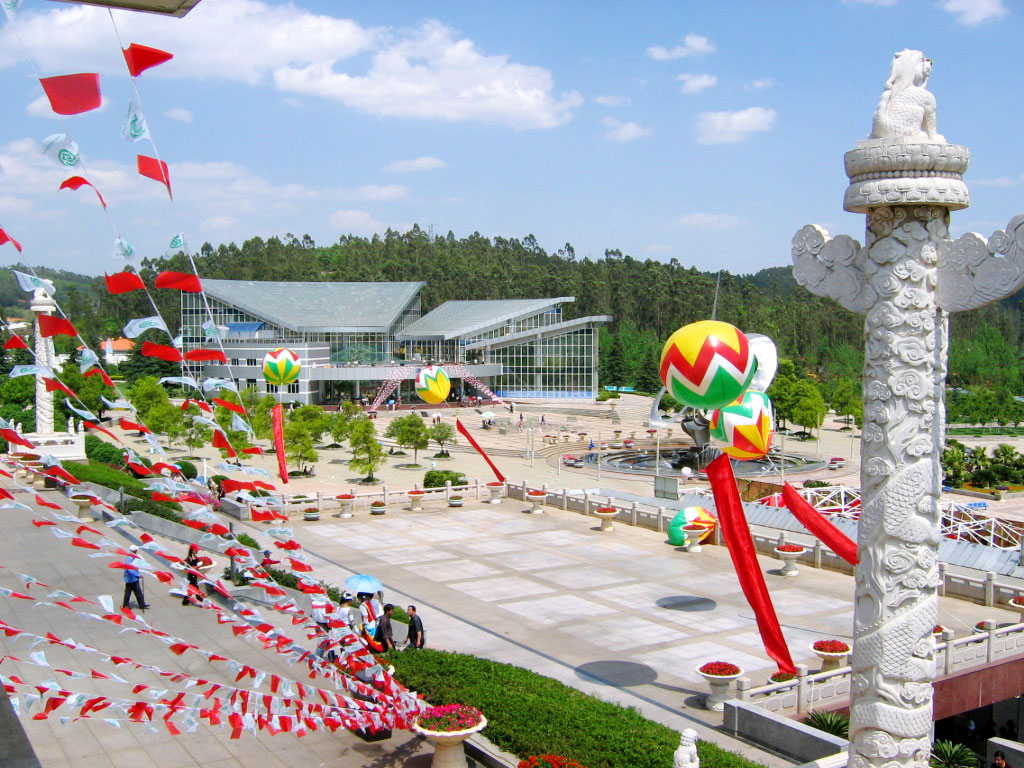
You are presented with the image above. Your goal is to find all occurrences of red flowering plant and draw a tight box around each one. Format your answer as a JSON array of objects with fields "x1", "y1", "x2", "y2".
[
  {"x1": 519, "y1": 757, "x2": 589, "y2": 768},
  {"x1": 699, "y1": 661, "x2": 741, "y2": 677},
  {"x1": 775, "y1": 543, "x2": 806, "y2": 553},
  {"x1": 1010, "y1": 597, "x2": 1024, "y2": 608},
  {"x1": 812, "y1": 639, "x2": 851, "y2": 654},
  {"x1": 416, "y1": 703, "x2": 484, "y2": 733},
  {"x1": 486, "y1": 481, "x2": 504, "y2": 487},
  {"x1": 770, "y1": 670, "x2": 797, "y2": 683},
  {"x1": 595, "y1": 506, "x2": 617, "y2": 514},
  {"x1": 336, "y1": 494, "x2": 355, "y2": 500},
  {"x1": 932, "y1": 625, "x2": 944, "y2": 634},
  {"x1": 527, "y1": 489, "x2": 547, "y2": 496},
  {"x1": 408, "y1": 490, "x2": 425, "y2": 495},
  {"x1": 975, "y1": 621, "x2": 989, "y2": 631}
]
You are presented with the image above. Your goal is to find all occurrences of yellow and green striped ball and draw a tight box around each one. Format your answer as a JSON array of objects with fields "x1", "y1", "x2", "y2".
[
  {"x1": 659, "y1": 320, "x2": 757, "y2": 410},
  {"x1": 415, "y1": 365, "x2": 451, "y2": 404},
  {"x1": 262, "y1": 347, "x2": 301, "y2": 386},
  {"x1": 709, "y1": 390, "x2": 775, "y2": 460}
]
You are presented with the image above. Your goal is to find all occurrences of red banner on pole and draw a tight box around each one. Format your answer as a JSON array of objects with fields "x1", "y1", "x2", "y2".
[
  {"x1": 707, "y1": 455, "x2": 796, "y2": 674},
  {"x1": 455, "y1": 418, "x2": 504, "y2": 482},
  {"x1": 272, "y1": 403, "x2": 288, "y2": 485},
  {"x1": 781, "y1": 482, "x2": 859, "y2": 565}
]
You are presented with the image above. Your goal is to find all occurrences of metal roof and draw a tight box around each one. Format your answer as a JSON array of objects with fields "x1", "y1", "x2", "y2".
[
  {"x1": 203, "y1": 280, "x2": 424, "y2": 334},
  {"x1": 396, "y1": 298, "x2": 574, "y2": 341},
  {"x1": 50, "y1": 0, "x2": 202, "y2": 16}
]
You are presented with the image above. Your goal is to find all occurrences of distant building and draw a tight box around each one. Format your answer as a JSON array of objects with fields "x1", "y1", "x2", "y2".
[{"x1": 181, "y1": 280, "x2": 610, "y2": 405}]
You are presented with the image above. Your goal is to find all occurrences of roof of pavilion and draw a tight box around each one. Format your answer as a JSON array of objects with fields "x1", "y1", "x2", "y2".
[{"x1": 395, "y1": 297, "x2": 574, "y2": 341}]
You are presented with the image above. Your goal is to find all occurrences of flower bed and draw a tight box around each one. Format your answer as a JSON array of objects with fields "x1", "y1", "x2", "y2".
[
  {"x1": 417, "y1": 703, "x2": 483, "y2": 733},
  {"x1": 527, "y1": 490, "x2": 547, "y2": 497},
  {"x1": 769, "y1": 671, "x2": 797, "y2": 683},
  {"x1": 775, "y1": 544, "x2": 806, "y2": 553},
  {"x1": 975, "y1": 621, "x2": 989, "y2": 631},
  {"x1": 408, "y1": 490, "x2": 425, "y2": 495},
  {"x1": 699, "y1": 661, "x2": 741, "y2": 677},
  {"x1": 1010, "y1": 597, "x2": 1024, "y2": 609},
  {"x1": 520, "y1": 756, "x2": 589, "y2": 768},
  {"x1": 486, "y1": 481, "x2": 504, "y2": 487},
  {"x1": 812, "y1": 639, "x2": 850, "y2": 654},
  {"x1": 595, "y1": 506, "x2": 617, "y2": 514},
  {"x1": 370, "y1": 501, "x2": 386, "y2": 509}
]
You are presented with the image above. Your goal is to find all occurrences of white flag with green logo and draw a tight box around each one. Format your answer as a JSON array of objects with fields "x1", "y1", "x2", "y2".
[
  {"x1": 121, "y1": 100, "x2": 150, "y2": 143},
  {"x1": 201, "y1": 320, "x2": 220, "y2": 340},
  {"x1": 12, "y1": 270, "x2": 55, "y2": 295},
  {"x1": 123, "y1": 316, "x2": 168, "y2": 339},
  {"x1": 41, "y1": 134, "x2": 80, "y2": 169},
  {"x1": 2, "y1": 0, "x2": 24, "y2": 21},
  {"x1": 166, "y1": 232, "x2": 186, "y2": 256},
  {"x1": 113, "y1": 237, "x2": 135, "y2": 262},
  {"x1": 79, "y1": 347, "x2": 98, "y2": 373}
]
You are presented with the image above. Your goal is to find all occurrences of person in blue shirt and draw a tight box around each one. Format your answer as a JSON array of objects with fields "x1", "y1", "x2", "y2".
[{"x1": 122, "y1": 545, "x2": 150, "y2": 610}]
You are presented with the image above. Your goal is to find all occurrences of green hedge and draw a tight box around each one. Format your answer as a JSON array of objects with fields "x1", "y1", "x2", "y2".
[
  {"x1": 383, "y1": 650, "x2": 764, "y2": 768},
  {"x1": 66, "y1": 460, "x2": 182, "y2": 516},
  {"x1": 84, "y1": 434, "x2": 124, "y2": 465},
  {"x1": 423, "y1": 469, "x2": 467, "y2": 488}
]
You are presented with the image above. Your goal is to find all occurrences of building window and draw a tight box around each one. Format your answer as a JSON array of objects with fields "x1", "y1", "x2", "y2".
[
  {"x1": 286, "y1": 383, "x2": 299, "y2": 394},
  {"x1": 247, "y1": 358, "x2": 258, "y2": 367}
]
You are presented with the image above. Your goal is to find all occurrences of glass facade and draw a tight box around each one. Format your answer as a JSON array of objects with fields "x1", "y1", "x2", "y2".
[{"x1": 490, "y1": 328, "x2": 597, "y2": 399}]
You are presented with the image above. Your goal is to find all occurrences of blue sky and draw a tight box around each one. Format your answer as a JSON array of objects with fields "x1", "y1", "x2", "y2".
[{"x1": 0, "y1": 0, "x2": 1022, "y2": 277}]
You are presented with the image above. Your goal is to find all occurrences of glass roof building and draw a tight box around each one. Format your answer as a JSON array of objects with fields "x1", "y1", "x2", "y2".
[{"x1": 182, "y1": 280, "x2": 611, "y2": 405}]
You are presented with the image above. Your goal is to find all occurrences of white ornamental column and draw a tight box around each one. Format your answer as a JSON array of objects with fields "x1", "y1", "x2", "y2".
[
  {"x1": 792, "y1": 50, "x2": 1024, "y2": 768},
  {"x1": 31, "y1": 287, "x2": 56, "y2": 435}
]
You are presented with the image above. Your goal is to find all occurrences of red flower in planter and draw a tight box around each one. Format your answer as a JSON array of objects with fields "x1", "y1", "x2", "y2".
[
  {"x1": 1010, "y1": 597, "x2": 1024, "y2": 608},
  {"x1": 595, "y1": 506, "x2": 616, "y2": 514},
  {"x1": 336, "y1": 494, "x2": 355, "y2": 500},
  {"x1": 408, "y1": 490, "x2": 425, "y2": 495},
  {"x1": 813, "y1": 639, "x2": 850, "y2": 653},
  {"x1": 417, "y1": 703, "x2": 483, "y2": 732},
  {"x1": 776, "y1": 543, "x2": 806, "y2": 553},
  {"x1": 519, "y1": 757, "x2": 589, "y2": 768},
  {"x1": 932, "y1": 625, "x2": 944, "y2": 634},
  {"x1": 770, "y1": 671, "x2": 797, "y2": 683},
  {"x1": 699, "y1": 661, "x2": 741, "y2": 676},
  {"x1": 486, "y1": 481, "x2": 504, "y2": 487}
]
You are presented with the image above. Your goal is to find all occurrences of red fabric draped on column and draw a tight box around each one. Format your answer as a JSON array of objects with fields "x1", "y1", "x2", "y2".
[
  {"x1": 272, "y1": 404, "x2": 288, "y2": 484},
  {"x1": 781, "y1": 482, "x2": 860, "y2": 565}
]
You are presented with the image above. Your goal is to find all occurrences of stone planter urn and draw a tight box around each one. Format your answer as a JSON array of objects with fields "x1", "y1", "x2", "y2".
[
  {"x1": 335, "y1": 495, "x2": 355, "y2": 518},
  {"x1": 485, "y1": 482, "x2": 504, "y2": 505},
  {"x1": 774, "y1": 545, "x2": 806, "y2": 577},
  {"x1": 303, "y1": 507, "x2": 321, "y2": 522},
  {"x1": 696, "y1": 663, "x2": 743, "y2": 711},
  {"x1": 70, "y1": 493, "x2": 94, "y2": 522},
  {"x1": 810, "y1": 641, "x2": 851, "y2": 672},
  {"x1": 562, "y1": 434, "x2": 570, "y2": 444},
  {"x1": 593, "y1": 506, "x2": 618, "y2": 532},
  {"x1": 682, "y1": 525, "x2": 707, "y2": 552},
  {"x1": 608, "y1": 401, "x2": 617, "y2": 411},
  {"x1": 413, "y1": 712, "x2": 487, "y2": 768},
  {"x1": 448, "y1": 496, "x2": 465, "y2": 508},
  {"x1": 25, "y1": 462, "x2": 45, "y2": 488},
  {"x1": 1009, "y1": 598, "x2": 1024, "y2": 623},
  {"x1": 370, "y1": 502, "x2": 386, "y2": 515},
  {"x1": 526, "y1": 490, "x2": 547, "y2": 514},
  {"x1": 408, "y1": 491, "x2": 425, "y2": 512}
]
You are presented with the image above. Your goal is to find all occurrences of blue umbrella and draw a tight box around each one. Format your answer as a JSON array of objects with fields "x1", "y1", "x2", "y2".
[{"x1": 345, "y1": 574, "x2": 383, "y2": 594}]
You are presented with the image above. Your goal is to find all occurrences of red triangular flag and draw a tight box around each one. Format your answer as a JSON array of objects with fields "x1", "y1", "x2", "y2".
[
  {"x1": 37, "y1": 315, "x2": 77, "y2": 338},
  {"x1": 84, "y1": 368, "x2": 114, "y2": 387},
  {"x1": 213, "y1": 398, "x2": 246, "y2": 415},
  {"x1": 155, "y1": 271, "x2": 201, "y2": 292},
  {"x1": 0, "y1": 227, "x2": 22, "y2": 253},
  {"x1": 184, "y1": 349, "x2": 226, "y2": 363},
  {"x1": 39, "y1": 74, "x2": 102, "y2": 116},
  {"x1": 46, "y1": 466, "x2": 80, "y2": 485},
  {"x1": 140, "y1": 341, "x2": 182, "y2": 362},
  {"x1": 3, "y1": 335, "x2": 28, "y2": 350},
  {"x1": 136, "y1": 155, "x2": 171, "y2": 197},
  {"x1": 211, "y1": 430, "x2": 236, "y2": 458},
  {"x1": 242, "y1": 447, "x2": 264, "y2": 455},
  {"x1": 105, "y1": 272, "x2": 145, "y2": 294},
  {"x1": 119, "y1": 419, "x2": 151, "y2": 434},
  {"x1": 42, "y1": 377, "x2": 77, "y2": 398},
  {"x1": 35, "y1": 494, "x2": 62, "y2": 510},
  {"x1": 59, "y1": 176, "x2": 106, "y2": 208},
  {"x1": 123, "y1": 44, "x2": 173, "y2": 77}
]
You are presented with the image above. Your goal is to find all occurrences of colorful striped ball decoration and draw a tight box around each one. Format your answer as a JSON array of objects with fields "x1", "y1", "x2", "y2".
[
  {"x1": 709, "y1": 390, "x2": 775, "y2": 460},
  {"x1": 659, "y1": 320, "x2": 757, "y2": 410},
  {"x1": 262, "y1": 347, "x2": 301, "y2": 386},
  {"x1": 414, "y1": 365, "x2": 451, "y2": 404}
]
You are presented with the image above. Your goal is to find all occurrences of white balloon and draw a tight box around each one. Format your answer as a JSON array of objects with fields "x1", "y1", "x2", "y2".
[{"x1": 746, "y1": 333, "x2": 778, "y2": 392}]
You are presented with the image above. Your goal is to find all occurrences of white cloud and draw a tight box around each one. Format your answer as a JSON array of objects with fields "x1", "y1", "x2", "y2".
[
  {"x1": 595, "y1": 94, "x2": 629, "y2": 107},
  {"x1": 601, "y1": 117, "x2": 652, "y2": 143},
  {"x1": 941, "y1": 0, "x2": 1007, "y2": 24},
  {"x1": 0, "y1": 195, "x2": 33, "y2": 214},
  {"x1": 2, "y1": 4, "x2": 579, "y2": 129},
  {"x1": 695, "y1": 107, "x2": 776, "y2": 144},
  {"x1": 676, "y1": 212, "x2": 744, "y2": 229},
  {"x1": 349, "y1": 184, "x2": 407, "y2": 201},
  {"x1": 645, "y1": 243, "x2": 673, "y2": 254},
  {"x1": 647, "y1": 34, "x2": 714, "y2": 61},
  {"x1": 383, "y1": 156, "x2": 448, "y2": 173},
  {"x1": 164, "y1": 108, "x2": 194, "y2": 124},
  {"x1": 971, "y1": 175, "x2": 1024, "y2": 187},
  {"x1": 748, "y1": 78, "x2": 774, "y2": 90},
  {"x1": 330, "y1": 209, "x2": 383, "y2": 234},
  {"x1": 201, "y1": 215, "x2": 239, "y2": 231},
  {"x1": 842, "y1": 0, "x2": 898, "y2": 6},
  {"x1": 678, "y1": 73, "x2": 717, "y2": 95}
]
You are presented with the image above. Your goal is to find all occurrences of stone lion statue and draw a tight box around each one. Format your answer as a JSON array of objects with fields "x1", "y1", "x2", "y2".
[
  {"x1": 674, "y1": 728, "x2": 700, "y2": 768},
  {"x1": 869, "y1": 49, "x2": 945, "y2": 143}
]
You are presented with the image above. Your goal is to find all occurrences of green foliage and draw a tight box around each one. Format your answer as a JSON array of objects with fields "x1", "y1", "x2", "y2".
[
  {"x1": 348, "y1": 417, "x2": 386, "y2": 481},
  {"x1": 930, "y1": 741, "x2": 979, "y2": 768},
  {"x1": 84, "y1": 433, "x2": 124, "y2": 465},
  {"x1": 385, "y1": 413, "x2": 430, "y2": 463},
  {"x1": 427, "y1": 421, "x2": 456, "y2": 454},
  {"x1": 120, "y1": 329, "x2": 180, "y2": 384},
  {"x1": 384, "y1": 649, "x2": 760, "y2": 768},
  {"x1": 118, "y1": 495, "x2": 184, "y2": 523},
  {"x1": 288, "y1": 404, "x2": 330, "y2": 442},
  {"x1": 236, "y1": 532, "x2": 260, "y2": 549},
  {"x1": 423, "y1": 469, "x2": 467, "y2": 488},
  {"x1": 66, "y1": 460, "x2": 149, "y2": 497},
  {"x1": 803, "y1": 710, "x2": 849, "y2": 739},
  {"x1": 128, "y1": 376, "x2": 171, "y2": 422},
  {"x1": 176, "y1": 460, "x2": 198, "y2": 480},
  {"x1": 790, "y1": 379, "x2": 827, "y2": 433},
  {"x1": 283, "y1": 421, "x2": 318, "y2": 470}
]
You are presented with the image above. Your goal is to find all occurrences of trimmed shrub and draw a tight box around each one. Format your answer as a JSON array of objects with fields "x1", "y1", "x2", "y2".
[
  {"x1": 116, "y1": 495, "x2": 183, "y2": 524},
  {"x1": 66, "y1": 460, "x2": 149, "y2": 498},
  {"x1": 236, "y1": 532, "x2": 260, "y2": 549},
  {"x1": 383, "y1": 650, "x2": 764, "y2": 768},
  {"x1": 423, "y1": 469, "x2": 467, "y2": 488},
  {"x1": 176, "y1": 460, "x2": 198, "y2": 480},
  {"x1": 84, "y1": 434, "x2": 124, "y2": 465}
]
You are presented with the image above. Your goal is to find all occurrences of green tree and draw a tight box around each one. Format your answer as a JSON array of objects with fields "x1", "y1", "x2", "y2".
[
  {"x1": 349, "y1": 417, "x2": 386, "y2": 481},
  {"x1": 128, "y1": 376, "x2": 171, "y2": 422},
  {"x1": 327, "y1": 401, "x2": 362, "y2": 445},
  {"x1": 180, "y1": 404, "x2": 211, "y2": 452},
  {"x1": 147, "y1": 401, "x2": 185, "y2": 447},
  {"x1": 830, "y1": 377, "x2": 859, "y2": 427},
  {"x1": 283, "y1": 421, "x2": 317, "y2": 471},
  {"x1": 288, "y1": 404, "x2": 329, "y2": 443},
  {"x1": 941, "y1": 441, "x2": 969, "y2": 488},
  {"x1": 385, "y1": 413, "x2": 430, "y2": 464},
  {"x1": 428, "y1": 421, "x2": 456, "y2": 457},
  {"x1": 791, "y1": 379, "x2": 827, "y2": 435},
  {"x1": 118, "y1": 329, "x2": 180, "y2": 384}
]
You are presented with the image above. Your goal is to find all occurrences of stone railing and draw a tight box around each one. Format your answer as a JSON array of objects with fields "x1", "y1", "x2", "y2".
[{"x1": 735, "y1": 620, "x2": 1024, "y2": 714}]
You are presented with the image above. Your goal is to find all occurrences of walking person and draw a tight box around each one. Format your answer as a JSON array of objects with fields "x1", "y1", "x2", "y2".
[
  {"x1": 374, "y1": 604, "x2": 397, "y2": 651},
  {"x1": 181, "y1": 544, "x2": 201, "y2": 606},
  {"x1": 122, "y1": 545, "x2": 150, "y2": 610},
  {"x1": 405, "y1": 605, "x2": 425, "y2": 648}
]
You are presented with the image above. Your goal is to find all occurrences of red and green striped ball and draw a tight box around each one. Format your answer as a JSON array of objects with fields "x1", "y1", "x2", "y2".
[
  {"x1": 709, "y1": 390, "x2": 775, "y2": 460},
  {"x1": 659, "y1": 320, "x2": 757, "y2": 410}
]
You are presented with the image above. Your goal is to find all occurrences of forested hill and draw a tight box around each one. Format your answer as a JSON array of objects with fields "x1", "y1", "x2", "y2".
[{"x1": 2, "y1": 226, "x2": 1022, "y2": 393}]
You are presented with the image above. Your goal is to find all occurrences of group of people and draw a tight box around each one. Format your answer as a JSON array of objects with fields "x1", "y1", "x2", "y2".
[
  {"x1": 311, "y1": 590, "x2": 425, "y2": 661},
  {"x1": 121, "y1": 542, "x2": 213, "y2": 610}
]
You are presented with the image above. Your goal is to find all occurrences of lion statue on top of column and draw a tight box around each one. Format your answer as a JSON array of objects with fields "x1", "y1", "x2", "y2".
[{"x1": 869, "y1": 49, "x2": 945, "y2": 143}]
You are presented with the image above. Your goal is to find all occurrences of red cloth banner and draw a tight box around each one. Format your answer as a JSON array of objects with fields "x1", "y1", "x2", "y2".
[
  {"x1": 141, "y1": 341, "x2": 182, "y2": 362},
  {"x1": 45, "y1": 466, "x2": 80, "y2": 485},
  {"x1": 1, "y1": 428, "x2": 35, "y2": 449},
  {"x1": 242, "y1": 447, "x2": 264, "y2": 456},
  {"x1": 37, "y1": 315, "x2": 77, "y2": 338},
  {"x1": 213, "y1": 398, "x2": 246, "y2": 415},
  {"x1": 181, "y1": 399, "x2": 212, "y2": 413},
  {"x1": 184, "y1": 349, "x2": 226, "y2": 363},
  {"x1": 42, "y1": 378, "x2": 76, "y2": 397},
  {"x1": 781, "y1": 483, "x2": 860, "y2": 566},
  {"x1": 84, "y1": 368, "x2": 114, "y2": 387},
  {"x1": 3, "y1": 335, "x2": 28, "y2": 350},
  {"x1": 272, "y1": 403, "x2": 288, "y2": 485},
  {"x1": 211, "y1": 430, "x2": 237, "y2": 459},
  {"x1": 0, "y1": 227, "x2": 22, "y2": 253},
  {"x1": 137, "y1": 155, "x2": 171, "y2": 197},
  {"x1": 222, "y1": 479, "x2": 255, "y2": 493},
  {"x1": 59, "y1": 176, "x2": 106, "y2": 208},
  {"x1": 455, "y1": 418, "x2": 504, "y2": 482},
  {"x1": 120, "y1": 419, "x2": 151, "y2": 434},
  {"x1": 105, "y1": 271, "x2": 145, "y2": 294},
  {"x1": 155, "y1": 271, "x2": 202, "y2": 292},
  {"x1": 39, "y1": 73, "x2": 102, "y2": 115},
  {"x1": 707, "y1": 455, "x2": 796, "y2": 674},
  {"x1": 123, "y1": 43, "x2": 173, "y2": 77},
  {"x1": 83, "y1": 422, "x2": 121, "y2": 443}
]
